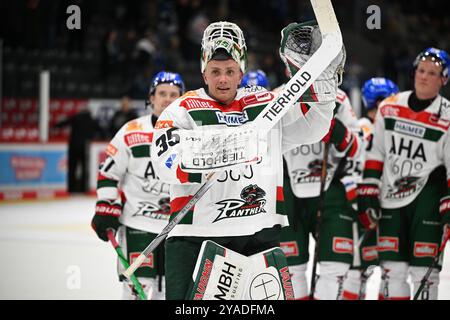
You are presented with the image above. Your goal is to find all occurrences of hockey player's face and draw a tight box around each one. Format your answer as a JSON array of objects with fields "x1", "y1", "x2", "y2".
[
  {"x1": 203, "y1": 59, "x2": 243, "y2": 105},
  {"x1": 414, "y1": 59, "x2": 445, "y2": 99},
  {"x1": 151, "y1": 84, "x2": 182, "y2": 117}
]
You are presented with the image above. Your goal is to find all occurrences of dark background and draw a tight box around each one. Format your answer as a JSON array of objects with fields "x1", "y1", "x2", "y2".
[{"x1": 1, "y1": 0, "x2": 449, "y2": 100}]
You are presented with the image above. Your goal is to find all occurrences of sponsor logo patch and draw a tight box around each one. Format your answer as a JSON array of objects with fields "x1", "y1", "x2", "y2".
[
  {"x1": 154, "y1": 120, "x2": 173, "y2": 129},
  {"x1": 242, "y1": 92, "x2": 274, "y2": 105},
  {"x1": 106, "y1": 143, "x2": 118, "y2": 156},
  {"x1": 393, "y1": 121, "x2": 425, "y2": 138},
  {"x1": 165, "y1": 154, "x2": 176, "y2": 169},
  {"x1": 378, "y1": 236, "x2": 399, "y2": 252},
  {"x1": 124, "y1": 132, "x2": 153, "y2": 146},
  {"x1": 414, "y1": 242, "x2": 438, "y2": 258},
  {"x1": 129, "y1": 252, "x2": 154, "y2": 268},
  {"x1": 126, "y1": 121, "x2": 143, "y2": 132},
  {"x1": 280, "y1": 241, "x2": 299, "y2": 257},
  {"x1": 381, "y1": 105, "x2": 400, "y2": 117},
  {"x1": 332, "y1": 237, "x2": 353, "y2": 254},
  {"x1": 215, "y1": 111, "x2": 249, "y2": 126},
  {"x1": 362, "y1": 246, "x2": 378, "y2": 261}
]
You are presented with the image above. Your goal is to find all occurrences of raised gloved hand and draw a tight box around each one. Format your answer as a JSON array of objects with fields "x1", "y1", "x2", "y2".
[
  {"x1": 356, "y1": 183, "x2": 381, "y2": 230},
  {"x1": 91, "y1": 199, "x2": 122, "y2": 241},
  {"x1": 279, "y1": 20, "x2": 346, "y2": 103},
  {"x1": 440, "y1": 195, "x2": 450, "y2": 226}
]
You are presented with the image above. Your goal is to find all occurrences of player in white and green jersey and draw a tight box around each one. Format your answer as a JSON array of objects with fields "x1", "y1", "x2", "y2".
[
  {"x1": 91, "y1": 71, "x2": 185, "y2": 299},
  {"x1": 358, "y1": 47, "x2": 450, "y2": 300},
  {"x1": 151, "y1": 21, "x2": 345, "y2": 300},
  {"x1": 342, "y1": 77, "x2": 399, "y2": 300},
  {"x1": 281, "y1": 88, "x2": 364, "y2": 299}
]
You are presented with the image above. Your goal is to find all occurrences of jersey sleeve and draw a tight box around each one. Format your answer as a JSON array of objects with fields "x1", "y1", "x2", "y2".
[
  {"x1": 362, "y1": 104, "x2": 386, "y2": 184},
  {"x1": 281, "y1": 100, "x2": 334, "y2": 153},
  {"x1": 333, "y1": 93, "x2": 364, "y2": 159},
  {"x1": 96, "y1": 124, "x2": 130, "y2": 200},
  {"x1": 151, "y1": 101, "x2": 203, "y2": 185}
]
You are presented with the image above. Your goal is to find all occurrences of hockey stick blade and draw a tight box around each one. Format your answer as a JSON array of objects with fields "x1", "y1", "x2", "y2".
[{"x1": 123, "y1": 0, "x2": 342, "y2": 280}]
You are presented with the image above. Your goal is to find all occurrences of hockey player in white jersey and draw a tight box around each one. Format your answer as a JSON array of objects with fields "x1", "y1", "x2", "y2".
[
  {"x1": 358, "y1": 47, "x2": 450, "y2": 300},
  {"x1": 151, "y1": 21, "x2": 345, "y2": 300},
  {"x1": 281, "y1": 84, "x2": 364, "y2": 299},
  {"x1": 91, "y1": 71, "x2": 185, "y2": 299},
  {"x1": 342, "y1": 77, "x2": 399, "y2": 300}
]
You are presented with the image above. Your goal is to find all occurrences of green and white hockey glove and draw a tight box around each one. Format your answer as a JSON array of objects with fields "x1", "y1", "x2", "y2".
[
  {"x1": 356, "y1": 183, "x2": 381, "y2": 230},
  {"x1": 279, "y1": 20, "x2": 346, "y2": 103},
  {"x1": 91, "y1": 199, "x2": 122, "y2": 241}
]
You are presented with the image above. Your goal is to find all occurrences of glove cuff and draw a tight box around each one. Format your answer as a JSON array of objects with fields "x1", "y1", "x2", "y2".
[
  {"x1": 357, "y1": 183, "x2": 380, "y2": 197},
  {"x1": 95, "y1": 200, "x2": 122, "y2": 217},
  {"x1": 440, "y1": 196, "x2": 450, "y2": 224}
]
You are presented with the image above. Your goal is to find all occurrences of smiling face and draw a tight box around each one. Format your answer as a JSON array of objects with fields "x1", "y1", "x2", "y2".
[
  {"x1": 150, "y1": 83, "x2": 182, "y2": 117},
  {"x1": 203, "y1": 59, "x2": 243, "y2": 105},
  {"x1": 414, "y1": 59, "x2": 446, "y2": 100}
]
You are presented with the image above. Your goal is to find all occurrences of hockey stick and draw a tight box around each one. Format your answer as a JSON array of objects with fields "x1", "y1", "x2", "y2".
[
  {"x1": 106, "y1": 229, "x2": 147, "y2": 300},
  {"x1": 309, "y1": 141, "x2": 330, "y2": 299},
  {"x1": 123, "y1": 0, "x2": 343, "y2": 280},
  {"x1": 413, "y1": 225, "x2": 450, "y2": 300}
]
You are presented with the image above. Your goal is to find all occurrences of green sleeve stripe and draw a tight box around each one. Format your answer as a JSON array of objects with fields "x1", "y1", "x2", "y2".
[
  {"x1": 97, "y1": 179, "x2": 118, "y2": 188},
  {"x1": 363, "y1": 169, "x2": 382, "y2": 180}
]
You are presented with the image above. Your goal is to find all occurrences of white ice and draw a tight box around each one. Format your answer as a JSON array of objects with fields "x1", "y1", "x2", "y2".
[{"x1": 0, "y1": 195, "x2": 449, "y2": 300}]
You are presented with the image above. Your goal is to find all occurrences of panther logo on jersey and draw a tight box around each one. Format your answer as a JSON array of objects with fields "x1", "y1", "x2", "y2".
[
  {"x1": 386, "y1": 176, "x2": 423, "y2": 199},
  {"x1": 291, "y1": 160, "x2": 333, "y2": 185},
  {"x1": 240, "y1": 184, "x2": 266, "y2": 204},
  {"x1": 213, "y1": 184, "x2": 267, "y2": 223},
  {"x1": 132, "y1": 198, "x2": 171, "y2": 220}
]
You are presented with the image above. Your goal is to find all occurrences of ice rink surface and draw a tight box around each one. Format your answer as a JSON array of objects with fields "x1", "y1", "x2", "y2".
[{"x1": 1, "y1": 195, "x2": 449, "y2": 300}]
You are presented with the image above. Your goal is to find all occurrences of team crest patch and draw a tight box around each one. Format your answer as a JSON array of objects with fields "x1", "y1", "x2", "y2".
[
  {"x1": 378, "y1": 236, "x2": 399, "y2": 252},
  {"x1": 385, "y1": 176, "x2": 423, "y2": 200},
  {"x1": 413, "y1": 242, "x2": 438, "y2": 258},
  {"x1": 332, "y1": 237, "x2": 353, "y2": 254},
  {"x1": 280, "y1": 241, "x2": 299, "y2": 257},
  {"x1": 213, "y1": 184, "x2": 267, "y2": 223}
]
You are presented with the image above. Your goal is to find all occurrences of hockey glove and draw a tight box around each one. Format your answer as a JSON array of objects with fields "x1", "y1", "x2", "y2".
[
  {"x1": 440, "y1": 195, "x2": 450, "y2": 226},
  {"x1": 356, "y1": 183, "x2": 381, "y2": 230},
  {"x1": 91, "y1": 199, "x2": 122, "y2": 241},
  {"x1": 279, "y1": 20, "x2": 346, "y2": 103},
  {"x1": 321, "y1": 118, "x2": 349, "y2": 144}
]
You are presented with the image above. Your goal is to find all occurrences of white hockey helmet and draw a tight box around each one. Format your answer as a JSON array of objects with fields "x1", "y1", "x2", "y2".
[{"x1": 200, "y1": 21, "x2": 247, "y2": 73}]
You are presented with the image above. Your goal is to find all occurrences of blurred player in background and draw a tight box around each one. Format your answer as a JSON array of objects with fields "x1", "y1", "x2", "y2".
[
  {"x1": 342, "y1": 77, "x2": 399, "y2": 300},
  {"x1": 90, "y1": 71, "x2": 185, "y2": 299},
  {"x1": 358, "y1": 47, "x2": 450, "y2": 300},
  {"x1": 240, "y1": 69, "x2": 270, "y2": 89},
  {"x1": 281, "y1": 83, "x2": 364, "y2": 300}
]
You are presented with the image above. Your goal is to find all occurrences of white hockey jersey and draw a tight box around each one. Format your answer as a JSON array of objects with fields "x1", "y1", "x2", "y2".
[
  {"x1": 151, "y1": 86, "x2": 334, "y2": 238},
  {"x1": 363, "y1": 91, "x2": 450, "y2": 208},
  {"x1": 97, "y1": 115, "x2": 170, "y2": 234},
  {"x1": 283, "y1": 89, "x2": 364, "y2": 198}
]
